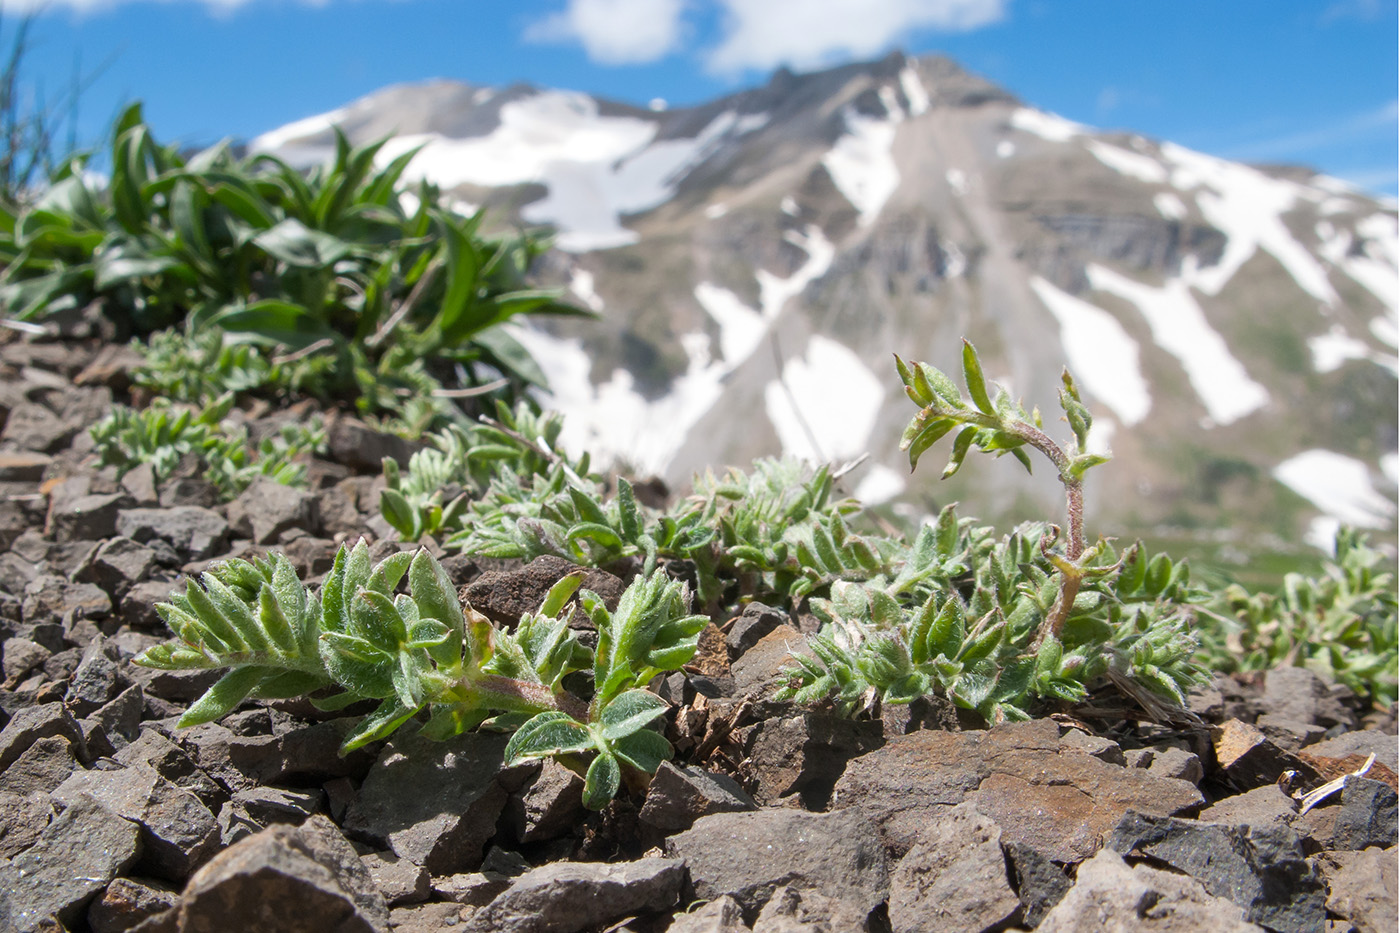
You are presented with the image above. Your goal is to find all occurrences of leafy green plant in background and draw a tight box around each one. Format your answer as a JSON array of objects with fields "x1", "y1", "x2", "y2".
[
  {"x1": 89, "y1": 394, "x2": 326, "y2": 500},
  {"x1": 1196, "y1": 526, "x2": 1397, "y2": 708},
  {"x1": 0, "y1": 103, "x2": 590, "y2": 433},
  {"x1": 134, "y1": 540, "x2": 706, "y2": 808}
]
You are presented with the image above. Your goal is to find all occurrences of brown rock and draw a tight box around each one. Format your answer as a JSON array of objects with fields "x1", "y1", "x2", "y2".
[
  {"x1": 1212, "y1": 719, "x2": 1321, "y2": 790},
  {"x1": 832, "y1": 718, "x2": 1204, "y2": 861}
]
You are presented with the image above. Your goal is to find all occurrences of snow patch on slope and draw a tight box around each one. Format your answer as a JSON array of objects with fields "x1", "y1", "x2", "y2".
[
  {"x1": 765, "y1": 335, "x2": 885, "y2": 462},
  {"x1": 1087, "y1": 263, "x2": 1269, "y2": 425},
  {"x1": 1010, "y1": 108, "x2": 1086, "y2": 142},
  {"x1": 1161, "y1": 143, "x2": 1337, "y2": 305},
  {"x1": 1087, "y1": 141, "x2": 1166, "y2": 184},
  {"x1": 512, "y1": 225, "x2": 835, "y2": 474},
  {"x1": 1308, "y1": 326, "x2": 1398, "y2": 375},
  {"x1": 1274, "y1": 450, "x2": 1396, "y2": 550},
  {"x1": 340, "y1": 92, "x2": 767, "y2": 252},
  {"x1": 823, "y1": 86, "x2": 905, "y2": 225},
  {"x1": 1154, "y1": 192, "x2": 1187, "y2": 220},
  {"x1": 1028, "y1": 277, "x2": 1152, "y2": 426},
  {"x1": 899, "y1": 65, "x2": 930, "y2": 116}
]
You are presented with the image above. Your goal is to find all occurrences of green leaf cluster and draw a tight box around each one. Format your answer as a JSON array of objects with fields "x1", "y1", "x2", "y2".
[
  {"x1": 1195, "y1": 527, "x2": 1398, "y2": 708},
  {"x1": 774, "y1": 527, "x2": 1207, "y2": 722},
  {"x1": 88, "y1": 395, "x2": 325, "y2": 500},
  {"x1": 0, "y1": 103, "x2": 589, "y2": 433},
  {"x1": 135, "y1": 539, "x2": 707, "y2": 808}
]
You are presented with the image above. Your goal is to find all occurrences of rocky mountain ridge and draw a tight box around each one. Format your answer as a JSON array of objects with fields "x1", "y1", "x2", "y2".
[{"x1": 253, "y1": 52, "x2": 1399, "y2": 572}]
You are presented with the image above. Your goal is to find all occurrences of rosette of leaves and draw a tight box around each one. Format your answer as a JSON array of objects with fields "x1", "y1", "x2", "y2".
[
  {"x1": 89, "y1": 394, "x2": 324, "y2": 499},
  {"x1": 505, "y1": 570, "x2": 709, "y2": 808},
  {"x1": 380, "y1": 400, "x2": 596, "y2": 543},
  {"x1": 135, "y1": 539, "x2": 710, "y2": 808},
  {"x1": 1196, "y1": 527, "x2": 1397, "y2": 708}
]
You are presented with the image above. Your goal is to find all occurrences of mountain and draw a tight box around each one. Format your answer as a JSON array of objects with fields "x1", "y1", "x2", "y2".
[{"x1": 251, "y1": 52, "x2": 1399, "y2": 573}]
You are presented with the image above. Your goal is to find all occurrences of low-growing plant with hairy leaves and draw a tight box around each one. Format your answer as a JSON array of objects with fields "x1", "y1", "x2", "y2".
[
  {"x1": 134, "y1": 539, "x2": 707, "y2": 808},
  {"x1": 776, "y1": 342, "x2": 1207, "y2": 722},
  {"x1": 1195, "y1": 526, "x2": 1397, "y2": 708},
  {"x1": 89, "y1": 394, "x2": 325, "y2": 499}
]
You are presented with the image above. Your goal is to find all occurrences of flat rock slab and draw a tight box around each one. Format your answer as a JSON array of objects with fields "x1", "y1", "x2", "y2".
[
  {"x1": 460, "y1": 857, "x2": 683, "y2": 933},
  {"x1": 664, "y1": 808, "x2": 889, "y2": 921},
  {"x1": 0, "y1": 794, "x2": 142, "y2": 933},
  {"x1": 1107, "y1": 810, "x2": 1324, "y2": 933},
  {"x1": 1036, "y1": 849, "x2": 1265, "y2": 933},
  {"x1": 53, "y1": 761, "x2": 220, "y2": 881},
  {"x1": 887, "y1": 801, "x2": 1020, "y2": 933},
  {"x1": 831, "y1": 718, "x2": 1204, "y2": 861},
  {"x1": 159, "y1": 815, "x2": 389, "y2": 933},
  {"x1": 1317, "y1": 846, "x2": 1398, "y2": 933},
  {"x1": 343, "y1": 729, "x2": 521, "y2": 875}
]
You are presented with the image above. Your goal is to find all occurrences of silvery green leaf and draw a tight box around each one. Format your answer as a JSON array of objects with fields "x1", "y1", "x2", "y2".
[
  {"x1": 505, "y1": 711, "x2": 594, "y2": 764},
  {"x1": 596, "y1": 689, "x2": 668, "y2": 741},
  {"x1": 961, "y1": 340, "x2": 994, "y2": 415},
  {"x1": 611, "y1": 728, "x2": 671, "y2": 774},
  {"x1": 178, "y1": 666, "x2": 271, "y2": 727},
  {"x1": 341, "y1": 697, "x2": 419, "y2": 752},
  {"x1": 582, "y1": 751, "x2": 621, "y2": 810}
]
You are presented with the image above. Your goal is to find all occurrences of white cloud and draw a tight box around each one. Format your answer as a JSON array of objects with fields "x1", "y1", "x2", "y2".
[
  {"x1": 704, "y1": 0, "x2": 1005, "y2": 74},
  {"x1": 524, "y1": 0, "x2": 687, "y2": 66}
]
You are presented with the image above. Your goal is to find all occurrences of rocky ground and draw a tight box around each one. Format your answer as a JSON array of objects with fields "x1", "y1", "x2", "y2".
[{"x1": 0, "y1": 333, "x2": 1395, "y2": 933}]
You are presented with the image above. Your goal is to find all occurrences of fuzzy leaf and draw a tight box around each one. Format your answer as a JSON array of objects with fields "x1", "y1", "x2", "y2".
[
  {"x1": 505, "y1": 711, "x2": 594, "y2": 763},
  {"x1": 583, "y1": 751, "x2": 621, "y2": 810},
  {"x1": 178, "y1": 666, "x2": 270, "y2": 727},
  {"x1": 612, "y1": 728, "x2": 672, "y2": 774},
  {"x1": 596, "y1": 689, "x2": 669, "y2": 741}
]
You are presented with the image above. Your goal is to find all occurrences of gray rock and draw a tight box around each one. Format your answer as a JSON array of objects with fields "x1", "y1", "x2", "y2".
[
  {"x1": 832, "y1": 718, "x2": 1203, "y2": 861},
  {"x1": 75, "y1": 536, "x2": 158, "y2": 599},
  {"x1": 52, "y1": 762, "x2": 220, "y2": 881},
  {"x1": 738, "y1": 708, "x2": 883, "y2": 807},
  {"x1": 752, "y1": 883, "x2": 872, "y2": 932},
  {"x1": 87, "y1": 877, "x2": 180, "y2": 933},
  {"x1": 666, "y1": 894, "x2": 749, "y2": 932},
  {"x1": 1260, "y1": 666, "x2": 1356, "y2": 731},
  {"x1": 20, "y1": 573, "x2": 111, "y2": 626},
  {"x1": 226, "y1": 717, "x2": 377, "y2": 785},
  {"x1": 0, "y1": 734, "x2": 80, "y2": 794},
  {"x1": 726, "y1": 603, "x2": 786, "y2": 657},
  {"x1": 51, "y1": 491, "x2": 130, "y2": 542},
  {"x1": 1146, "y1": 745, "x2": 1205, "y2": 784},
  {"x1": 120, "y1": 461, "x2": 160, "y2": 506},
  {"x1": 1308, "y1": 729, "x2": 1399, "y2": 772},
  {"x1": 639, "y1": 761, "x2": 758, "y2": 832},
  {"x1": 1004, "y1": 842, "x2": 1071, "y2": 929},
  {"x1": 1254, "y1": 715, "x2": 1327, "y2": 752},
  {"x1": 325, "y1": 416, "x2": 421, "y2": 473},
  {"x1": 1316, "y1": 846, "x2": 1397, "y2": 933},
  {"x1": 433, "y1": 870, "x2": 514, "y2": 907},
  {"x1": 227, "y1": 477, "x2": 320, "y2": 545},
  {"x1": 358, "y1": 848, "x2": 430, "y2": 906},
  {"x1": 0, "y1": 790, "x2": 52, "y2": 858},
  {"x1": 0, "y1": 449, "x2": 51, "y2": 481},
  {"x1": 1107, "y1": 810, "x2": 1325, "y2": 933},
  {"x1": 85, "y1": 683, "x2": 146, "y2": 755},
  {"x1": 2, "y1": 636, "x2": 50, "y2": 684},
  {"x1": 1329, "y1": 776, "x2": 1398, "y2": 851},
  {"x1": 1, "y1": 400, "x2": 80, "y2": 452},
  {"x1": 120, "y1": 579, "x2": 178, "y2": 629},
  {"x1": 344, "y1": 729, "x2": 518, "y2": 875},
  {"x1": 231, "y1": 784, "x2": 322, "y2": 826},
  {"x1": 887, "y1": 801, "x2": 1019, "y2": 933},
  {"x1": 116, "y1": 507, "x2": 229, "y2": 563},
  {"x1": 0, "y1": 701, "x2": 86, "y2": 770},
  {"x1": 1057, "y1": 728, "x2": 1127, "y2": 765},
  {"x1": 461, "y1": 857, "x2": 684, "y2": 933},
  {"x1": 728, "y1": 625, "x2": 812, "y2": 697},
  {"x1": 387, "y1": 903, "x2": 469, "y2": 932},
  {"x1": 1036, "y1": 849, "x2": 1264, "y2": 933},
  {"x1": 503, "y1": 757, "x2": 583, "y2": 844},
  {"x1": 0, "y1": 794, "x2": 142, "y2": 933},
  {"x1": 158, "y1": 476, "x2": 221, "y2": 509},
  {"x1": 664, "y1": 809, "x2": 888, "y2": 920},
  {"x1": 1197, "y1": 784, "x2": 1299, "y2": 830},
  {"x1": 217, "y1": 800, "x2": 263, "y2": 847},
  {"x1": 165, "y1": 815, "x2": 390, "y2": 933},
  {"x1": 114, "y1": 728, "x2": 226, "y2": 811},
  {"x1": 463, "y1": 555, "x2": 626, "y2": 629},
  {"x1": 66, "y1": 634, "x2": 127, "y2": 716}
]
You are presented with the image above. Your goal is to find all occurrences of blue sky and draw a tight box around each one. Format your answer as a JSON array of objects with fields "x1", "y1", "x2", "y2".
[{"x1": 7, "y1": 0, "x2": 1398, "y2": 195}]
